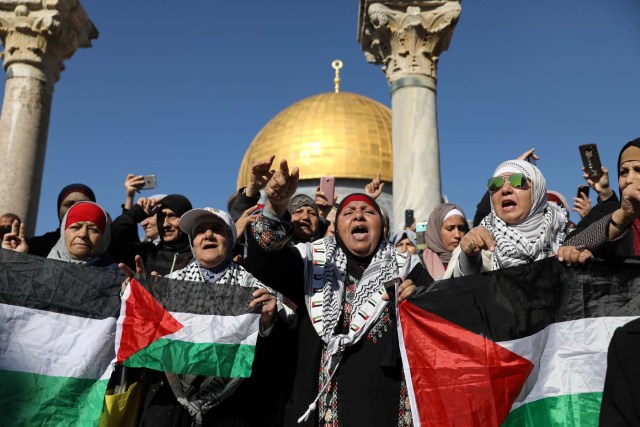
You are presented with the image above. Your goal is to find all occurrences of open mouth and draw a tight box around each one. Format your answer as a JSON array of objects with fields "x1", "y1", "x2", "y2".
[
  {"x1": 351, "y1": 225, "x2": 369, "y2": 241},
  {"x1": 501, "y1": 199, "x2": 517, "y2": 211},
  {"x1": 202, "y1": 242, "x2": 218, "y2": 250}
]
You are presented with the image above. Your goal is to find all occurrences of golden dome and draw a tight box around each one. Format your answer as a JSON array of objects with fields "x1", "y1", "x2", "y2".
[{"x1": 237, "y1": 91, "x2": 392, "y2": 189}]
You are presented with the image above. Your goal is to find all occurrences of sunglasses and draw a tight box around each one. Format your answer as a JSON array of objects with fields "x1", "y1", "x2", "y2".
[{"x1": 487, "y1": 173, "x2": 529, "y2": 192}]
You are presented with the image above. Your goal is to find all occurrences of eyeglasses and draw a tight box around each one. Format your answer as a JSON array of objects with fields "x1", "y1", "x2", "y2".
[{"x1": 487, "y1": 173, "x2": 529, "y2": 192}]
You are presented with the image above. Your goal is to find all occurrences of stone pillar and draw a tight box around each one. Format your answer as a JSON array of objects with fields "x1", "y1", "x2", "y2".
[
  {"x1": 358, "y1": 1, "x2": 461, "y2": 230},
  {"x1": 0, "y1": 1, "x2": 97, "y2": 236}
]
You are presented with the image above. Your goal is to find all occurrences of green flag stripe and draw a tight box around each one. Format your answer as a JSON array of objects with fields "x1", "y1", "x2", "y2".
[
  {"x1": 123, "y1": 338, "x2": 256, "y2": 377},
  {"x1": 503, "y1": 392, "x2": 602, "y2": 427},
  {"x1": 0, "y1": 369, "x2": 109, "y2": 427}
]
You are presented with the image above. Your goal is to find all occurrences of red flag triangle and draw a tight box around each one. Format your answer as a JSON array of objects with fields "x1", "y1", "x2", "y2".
[
  {"x1": 116, "y1": 278, "x2": 183, "y2": 363},
  {"x1": 400, "y1": 301, "x2": 533, "y2": 427}
]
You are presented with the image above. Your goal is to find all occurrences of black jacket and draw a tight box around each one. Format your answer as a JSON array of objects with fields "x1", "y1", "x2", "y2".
[
  {"x1": 109, "y1": 205, "x2": 192, "y2": 276},
  {"x1": 600, "y1": 317, "x2": 640, "y2": 426}
]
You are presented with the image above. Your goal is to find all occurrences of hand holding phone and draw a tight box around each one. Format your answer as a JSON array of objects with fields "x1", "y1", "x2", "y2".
[
  {"x1": 319, "y1": 177, "x2": 335, "y2": 206},
  {"x1": 415, "y1": 222, "x2": 427, "y2": 250},
  {"x1": 579, "y1": 144, "x2": 603, "y2": 178},
  {"x1": 404, "y1": 209, "x2": 414, "y2": 229},
  {"x1": 576, "y1": 185, "x2": 590, "y2": 199},
  {"x1": 140, "y1": 175, "x2": 157, "y2": 190}
]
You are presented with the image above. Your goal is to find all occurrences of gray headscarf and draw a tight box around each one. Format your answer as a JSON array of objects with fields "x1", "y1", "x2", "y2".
[{"x1": 47, "y1": 201, "x2": 112, "y2": 266}]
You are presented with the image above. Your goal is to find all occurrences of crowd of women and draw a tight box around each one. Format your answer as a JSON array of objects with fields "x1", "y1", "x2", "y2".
[{"x1": 1, "y1": 137, "x2": 639, "y2": 426}]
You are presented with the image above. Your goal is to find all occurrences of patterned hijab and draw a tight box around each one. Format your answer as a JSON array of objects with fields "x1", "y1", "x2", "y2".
[
  {"x1": 424, "y1": 203, "x2": 467, "y2": 264},
  {"x1": 48, "y1": 202, "x2": 112, "y2": 266},
  {"x1": 481, "y1": 160, "x2": 567, "y2": 269}
]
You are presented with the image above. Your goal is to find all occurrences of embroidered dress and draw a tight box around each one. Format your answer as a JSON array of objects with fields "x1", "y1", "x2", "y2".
[
  {"x1": 317, "y1": 275, "x2": 412, "y2": 426},
  {"x1": 246, "y1": 205, "x2": 431, "y2": 426}
]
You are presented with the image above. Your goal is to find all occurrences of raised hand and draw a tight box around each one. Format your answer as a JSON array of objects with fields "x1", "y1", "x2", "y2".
[
  {"x1": 364, "y1": 171, "x2": 385, "y2": 200},
  {"x1": 235, "y1": 205, "x2": 260, "y2": 239},
  {"x1": 517, "y1": 148, "x2": 539, "y2": 163},
  {"x1": 572, "y1": 192, "x2": 592, "y2": 218},
  {"x1": 1, "y1": 220, "x2": 28, "y2": 253},
  {"x1": 265, "y1": 159, "x2": 299, "y2": 217},
  {"x1": 582, "y1": 166, "x2": 614, "y2": 201},
  {"x1": 246, "y1": 155, "x2": 276, "y2": 198},
  {"x1": 315, "y1": 187, "x2": 336, "y2": 218},
  {"x1": 459, "y1": 226, "x2": 495, "y2": 256}
]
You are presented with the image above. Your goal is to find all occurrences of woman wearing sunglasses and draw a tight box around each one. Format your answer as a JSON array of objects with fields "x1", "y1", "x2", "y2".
[{"x1": 447, "y1": 159, "x2": 568, "y2": 277}]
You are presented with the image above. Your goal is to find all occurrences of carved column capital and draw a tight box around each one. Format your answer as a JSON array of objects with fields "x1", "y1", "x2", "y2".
[
  {"x1": 359, "y1": 1, "x2": 461, "y2": 83},
  {"x1": 0, "y1": 0, "x2": 98, "y2": 86}
]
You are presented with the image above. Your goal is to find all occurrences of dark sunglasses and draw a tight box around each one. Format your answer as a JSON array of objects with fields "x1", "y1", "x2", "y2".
[{"x1": 487, "y1": 173, "x2": 528, "y2": 192}]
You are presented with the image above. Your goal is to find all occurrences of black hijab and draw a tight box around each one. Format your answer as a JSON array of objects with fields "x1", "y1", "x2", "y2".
[
  {"x1": 334, "y1": 193, "x2": 385, "y2": 280},
  {"x1": 156, "y1": 194, "x2": 193, "y2": 250}
]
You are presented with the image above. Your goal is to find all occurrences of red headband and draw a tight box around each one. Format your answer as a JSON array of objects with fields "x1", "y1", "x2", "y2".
[
  {"x1": 339, "y1": 194, "x2": 377, "y2": 212},
  {"x1": 65, "y1": 203, "x2": 106, "y2": 233}
]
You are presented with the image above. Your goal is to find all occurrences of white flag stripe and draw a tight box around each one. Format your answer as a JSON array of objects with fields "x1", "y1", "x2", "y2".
[
  {"x1": 165, "y1": 311, "x2": 261, "y2": 345},
  {"x1": 499, "y1": 316, "x2": 637, "y2": 409},
  {"x1": 0, "y1": 303, "x2": 116, "y2": 380}
]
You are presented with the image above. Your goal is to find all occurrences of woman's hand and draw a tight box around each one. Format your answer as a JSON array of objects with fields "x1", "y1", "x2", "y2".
[
  {"x1": 1, "y1": 220, "x2": 28, "y2": 253},
  {"x1": 582, "y1": 166, "x2": 614, "y2": 201},
  {"x1": 315, "y1": 187, "x2": 336, "y2": 218},
  {"x1": 265, "y1": 159, "x2": 299, "y2": 217},
  {"x1": 459, "y1": 226, "x2": 495, "y2": 255},
  {"x1": 246, "y1": 155, "x2": 276, "y2": 198},
  {"x1": 572, "y1": 192, "x2": 592, "y2": 218},
  {"x1": 382, "y1": 278, "x2": 416, "y2": 303},
  {"x1": 250, "y1": 288, "x2": 277, "y2": 330},
  {"x1": 235, "y1": 205, "x2": 259, "y2": 240},
  {"x1": 364, "y1": 171, "x2": 385, "y2": 200},
  {"x1": 118, "y1": 255, "x2": 159, "y2": 294},
  {"x1": 556, "y1": 246, "x2": 593, "y2": 266}
]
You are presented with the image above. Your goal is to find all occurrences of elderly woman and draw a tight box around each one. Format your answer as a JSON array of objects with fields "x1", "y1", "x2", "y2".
[
  {"x1": 133, "y1": 207, "x2": 285, "y2": 427},
  {"x1": 423, "y1": 203, "x2": 468, "y2": 279},
  {"x1": 392, "y1": 229, "x2": 418, "y2": 255},
  {"x1": 448, "y1": 160, "x2": 567, "y2": 277},
  {"x1": 3, "y1": 201, "x2": 114, "y2": 267},
  {"x1": 244, "y1": 160, "x2": 432, "y2": 426}
]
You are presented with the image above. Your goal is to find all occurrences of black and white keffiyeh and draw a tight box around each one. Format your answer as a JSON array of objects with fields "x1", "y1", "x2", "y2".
[
  {"x1": 294, "y1": 236, "x2": 420, "y2": 422},
  {"x1": 482, "y1": 160, "x2": 567, "y2": 270}
]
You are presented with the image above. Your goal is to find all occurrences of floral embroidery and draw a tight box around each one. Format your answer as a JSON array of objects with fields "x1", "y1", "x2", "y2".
[
  {"x1": 398, "y1": 373, "x2": 413, "y2": 426},
  {"x1": 251, "y1": 214, "x2": 290, "y2": 252},
  {"x1": 367, "y1": 305, "x2": 391, "y2": 343}
]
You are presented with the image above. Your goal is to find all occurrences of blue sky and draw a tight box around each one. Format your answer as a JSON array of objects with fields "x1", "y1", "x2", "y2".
[{"x1": 3, "y1": 0, "x2": 638, "y2": 234}]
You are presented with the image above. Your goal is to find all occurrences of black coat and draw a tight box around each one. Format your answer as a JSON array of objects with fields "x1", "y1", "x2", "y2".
[
  {"x1": 600, "y1": 317, "x2": 640, "y2": 426},
  {"x1": 109, "y1": 205, "x2": 192, "y2": 276}
]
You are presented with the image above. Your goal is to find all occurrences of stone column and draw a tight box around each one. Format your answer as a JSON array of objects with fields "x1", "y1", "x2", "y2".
[
  {"x1": 358, "y1": 1, "x2": 461, "y2": 230},
  {"x1": 0, "y1": 1, "x2": 97, "y2": 236}
]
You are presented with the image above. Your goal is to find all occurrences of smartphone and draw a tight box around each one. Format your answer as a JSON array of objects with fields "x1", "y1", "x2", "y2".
[
  {"x1": 415, "y1": 222, "x2": 427, "y2": 250},
  {"x1": 140, "y1": 174, "x2": 157, "y2": 190},
  {"x1": 404, "y1": 209, "x2": 414, "y2": 229},
  {"x1": 319, "y1": 176, "x2": 335, "y2": 205},
  {"x1": 578, "y1": 144, "x2": 603, "y2": 178},
  {"x1": 577, "y1": 185, "x2": 590, "y2": 199}
]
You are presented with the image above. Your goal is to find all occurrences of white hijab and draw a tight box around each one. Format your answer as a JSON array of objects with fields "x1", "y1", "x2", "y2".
[{"x1": 481, "y1": 160, "x2": 567, "y2": 269}]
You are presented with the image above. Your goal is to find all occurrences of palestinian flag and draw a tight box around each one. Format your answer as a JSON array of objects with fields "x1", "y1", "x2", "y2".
[
  {"x1": 398, "y1": 257, "x2": 640, "y2": 426},
  {"x1": 0, "y1": 249, "x2": 121, "y2": 427},
  {"x1": 116, "y1": 276, "x2": 260, "y2": 378}
]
